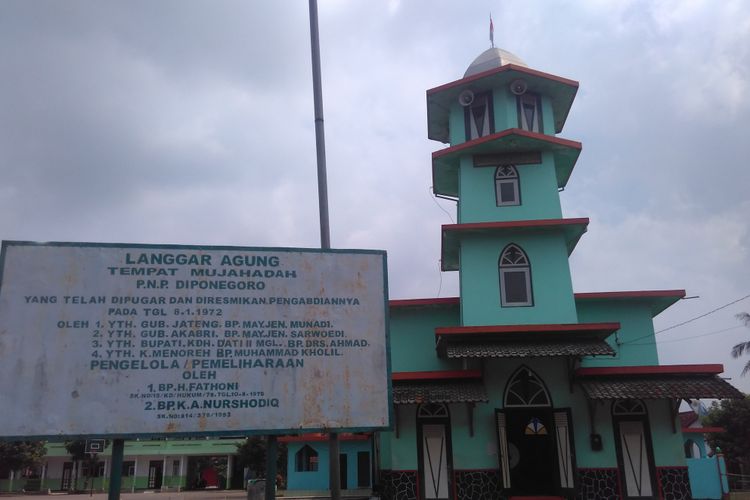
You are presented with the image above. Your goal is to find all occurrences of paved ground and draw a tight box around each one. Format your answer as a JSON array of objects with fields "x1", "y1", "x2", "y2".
[
  {"x1": 0, "y1": 492, "x2": 248, "y2": 500},
  {"x1": 0, "y1": 493, "x2": 246, "y2": 500},
  {"x1": 0, "y1": 491, "x2": 371, "y2": 500}
]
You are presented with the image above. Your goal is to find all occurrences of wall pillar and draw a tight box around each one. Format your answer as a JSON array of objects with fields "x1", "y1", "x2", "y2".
[
  {"x1": 226, "y1": 455, "x2": 233, "y2": 489},
  {"x1": 40, "y1": 463, "x2": 47, "y2": 491},
  {"x1": 162, "y1": 456, "x2": 168, "y2": 491},
  {"x1": 178, "y1": 456, "x2": 186, "y2": 492},
  {"x1": 102, "y1": 458, "x2": 109, "y2": 492},
  {"x1": 131, "y1": 458, "x2": 138, "y2": 493}
]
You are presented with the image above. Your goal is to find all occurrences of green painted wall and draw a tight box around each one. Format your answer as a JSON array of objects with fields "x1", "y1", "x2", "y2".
[
  {"x1": 380, "y1": 357, "x2": 685, "y2": 474},
  {"x1": 541, "y1": 95, "x2": 555, "y2": 135},
  {"x1": 389, "y1": 306, "x2": 461, "y2": 372},
  {"x1": 576, "y1": 300, "x2": 660, "y2": 367},
  {"x1": 459, "y1": 232, "x2": 578, "y2": 325},
  {"x1": 448, "y1": 102, "x2": 465, "y2": 145},
  {"x1": 646, "y1": 399, "x2": 687, "y2": 467},
  {"x1": 457, "y1": 153, "x2": 562, "y2": 223},
  {"x1": 381, "y1": 405, "x2": 418, "y2": 470}
]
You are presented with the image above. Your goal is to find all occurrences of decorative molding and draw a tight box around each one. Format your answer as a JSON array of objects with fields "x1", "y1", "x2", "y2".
[
  {"x1": 657, "y1": 467, "x2": 692, "y2": 500},
  {"x1": 454, "y1": 469, "x2": 501, "y2": 500},
  {"x1": 576, "y1": 468, "x2": 621, "y2": 500},
  {"x1": 379, "y1": 470, "x2": 418, "y2": 500}
]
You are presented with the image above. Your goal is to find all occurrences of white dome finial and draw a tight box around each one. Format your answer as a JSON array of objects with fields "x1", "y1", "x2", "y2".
[{"x1": 464, "y1": 48, "x2": 528, "y2": 78}]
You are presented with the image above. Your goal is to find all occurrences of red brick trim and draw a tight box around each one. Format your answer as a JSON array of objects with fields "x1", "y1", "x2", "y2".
[
  {"x1": 390, "y1": 297, "x2": 460, "y2": 308},
  {"x1": 427, "y1": 64, "x2": 578, "y2": 95},
  {"x1": 432, "y1": 128, "x2": 581, "y2": 160},
  {"x1": 436, "y1": 322, "x2": 619, "y2": 336},
  {"x1": 392, "y1": 370, "x2": 482, "y2": 381},
  {"x1": 576, "y1": 364, "x2": 724, "y2": 377},
  {"x1": 278, "y1": 433, "x2": 371, "y2": 443},
  {"x1": 442, "y1": 218, "x2": 589, "y2": 233},
  {"x1": 575, "y1": 290, "x2": 686, "y2": 300},
  {"x1": 682, "y1": 427, "x2": 725, "y2": 434}
]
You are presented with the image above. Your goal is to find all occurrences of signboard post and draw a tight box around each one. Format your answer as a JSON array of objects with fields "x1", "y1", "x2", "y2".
[{"x1": 0, "y1": 241, "x2": 391, "y2": 499}]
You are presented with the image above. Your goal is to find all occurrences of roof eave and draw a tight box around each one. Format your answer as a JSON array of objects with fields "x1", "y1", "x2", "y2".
[
  {"x1": 440, "y1": 218, "x2": 589, "y2": 271},
  {"x1": 574, "y1": 290, "x2": 686, "y2": 317},
  {"x1": 431, "y1": 129, "x2": 582, "y2": 197}
]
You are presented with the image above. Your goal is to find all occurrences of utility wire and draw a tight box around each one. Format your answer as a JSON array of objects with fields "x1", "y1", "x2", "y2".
[
  {"x1": 429, "y1": 186, "x2": 455, "y2": 223},
  {"x1": 627, "y1": 325, "x2": 744, "y2": 346},
  {"x1": 620, "y1": 292, "x2": 750, "y2": 345},
  {"x1": 655, "y1": 292, "x2": 750, "y2": 334},
  {"x1": 436, "y1": 260, "x2": 443, "y2": 298}
]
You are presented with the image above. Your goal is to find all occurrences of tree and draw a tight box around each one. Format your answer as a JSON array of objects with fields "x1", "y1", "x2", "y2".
[
  {"x1": 704, "y1": 396, "x2": 750, "y2": 474},
  {"x1": 0, "y1": 441, "x2": 47, "y2": 474},
  {"x1": 732, "y1": 313, "x2": 750, "y2": 375},
  {"x1": 64, "y1": 440, "x2": 109, "y2": 492},
  {"x1": 235, "y1": 437, "x2": 287, "y2": 486}
]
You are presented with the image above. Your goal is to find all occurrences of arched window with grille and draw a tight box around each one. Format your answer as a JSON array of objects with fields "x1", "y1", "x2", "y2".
[
  {"x1": 504, "y1": 366, "x2": 551, "y2": 407},
  {"x1": 499, "y1": 244, "x2": 533, "y2": 307},
  {"x1": 295, "y1": 445, "x2": 319, "y2": 472},
  {"x1": 495, "y1": 165, "x2": 520, "y2": 206}
]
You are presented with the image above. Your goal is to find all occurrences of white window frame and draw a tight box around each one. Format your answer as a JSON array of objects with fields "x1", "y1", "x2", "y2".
[
  {"x1": 465, "y1": 91, "x2": 494, "y2": 140},
  {"x1": 517, "y1": 93, "x2": 542, "y2": 133},
  {"x1": 495, "y1": 165, "x2": 520, "y2": 206},
  {"x1": 500, "y1": 268, "x2": 532, "y2": 306},
  {"x1": 499, "y1": 244, "x2": 533, "y2": 307}
]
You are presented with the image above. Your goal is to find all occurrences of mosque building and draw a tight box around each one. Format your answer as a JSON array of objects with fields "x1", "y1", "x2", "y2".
[{"x1": 370, "y1": 45, "x2": 742, "y2": 500}]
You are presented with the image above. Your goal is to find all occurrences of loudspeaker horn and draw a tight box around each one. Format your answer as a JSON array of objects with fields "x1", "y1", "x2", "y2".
[
  {"x1": 458, "y1": 89, "x2": 475, "y2": 107},
  {"x1": 510, "y1": 79, "x2": 528, "y2": 95}
]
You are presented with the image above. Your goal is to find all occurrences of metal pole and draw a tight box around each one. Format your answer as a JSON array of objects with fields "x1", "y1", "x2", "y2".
[
  {"x1": 107, "y1": 439, "x2": 124, "y2": 500},
  {"x1": 308, "y1": 1, "x2": 340, "y2": 499},
  {"x1": 329, "y1": 432, "x2": 341, "y2": 497},
  {"x1": 308, "y1": 0, "x2": 331, "y2": 251},
  {"x1": 265, "y1": 436, "x2": 277, "y2": 500}
]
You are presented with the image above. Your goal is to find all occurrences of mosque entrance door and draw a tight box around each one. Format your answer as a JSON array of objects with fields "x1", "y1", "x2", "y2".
[{"x1": 496, "y1": 366, "x2": 576, "y2": 495}]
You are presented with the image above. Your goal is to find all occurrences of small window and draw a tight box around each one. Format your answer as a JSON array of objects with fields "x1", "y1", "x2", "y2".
[
  {"x1": 295, "y1": 445, "x2": 319, "y2": 472},
  {"x1": 122, "y1": 461, "x2": 135, "y2": 477},
  {"x1": 499, "y1": 244, "x2": 533, "y2": 307},
  {"x1": 517, "y1": 93, "x2": 542, "y2": 133},
  {"x1": 465, "y1": 91, "x2": 495, "y2": 140},
  {"x1": 684, "y1": 440, "x2": 702, "y2": 459},
  {"x1": 495, "y1": 165, "x2": 520, "y2": 206}
]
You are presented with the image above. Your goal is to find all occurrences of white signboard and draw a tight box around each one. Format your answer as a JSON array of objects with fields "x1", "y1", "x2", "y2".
[{"x1": 0, "y1": 241, "x2": 390, "y2": 438}]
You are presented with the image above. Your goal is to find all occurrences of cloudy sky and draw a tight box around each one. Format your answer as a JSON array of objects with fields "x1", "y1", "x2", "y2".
[{"x1": 1, "y1": 0, "x2": 749, "y2": 392}]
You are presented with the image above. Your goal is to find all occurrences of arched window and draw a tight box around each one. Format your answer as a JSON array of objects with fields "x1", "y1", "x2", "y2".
[
  {"x1": 612, "y1": 399, "x2": 647, "y2": 416},
  {"x1": 295, "y1": 445, "x2": 319, "y2": 472},
  {"x1": 499, "y1": 244, "x2": 533, "y2": 307},
  {"x1": 495, "y1": 165, "x2": 520, "y2": 206},
  {"x1": 504, "y1": 366, "x2": 551, "y2": 407},
  {"x1": 417, "y1": 403, "x2": 449, "y2": 419},
  {"x1": 465, "y1": 91, "x2": 495, "y2": 140}
]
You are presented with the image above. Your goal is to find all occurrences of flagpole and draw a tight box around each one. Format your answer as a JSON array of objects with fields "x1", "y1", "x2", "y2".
[
  {"x1": 489, "y1": 14, "x2": 494, "y2": 48},
  {"x1": 307, "y1": 2, "x2": 341, "y2": 500}
]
